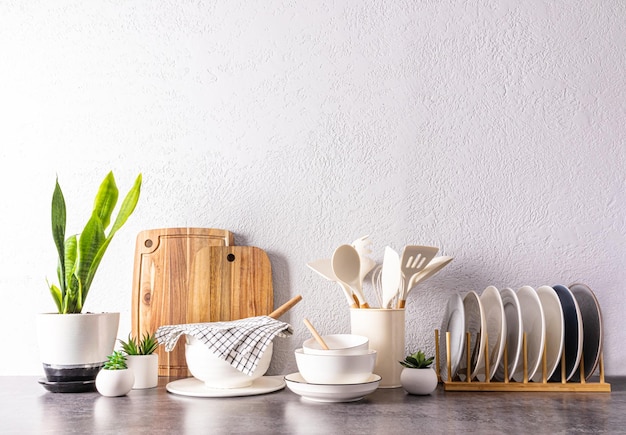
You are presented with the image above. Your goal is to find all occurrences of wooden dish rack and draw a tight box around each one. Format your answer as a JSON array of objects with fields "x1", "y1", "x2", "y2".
[{"x1": 434, "y1": 330, "x2": 611, "y2": 392}]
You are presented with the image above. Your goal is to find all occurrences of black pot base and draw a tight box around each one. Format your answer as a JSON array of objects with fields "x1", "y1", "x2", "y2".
[
  {"x1": 38, "y1": 378, "x2": 96, "y2": 393},
  {"x1": 42, "y1": 363, "x2": 103, "y2": 383}
]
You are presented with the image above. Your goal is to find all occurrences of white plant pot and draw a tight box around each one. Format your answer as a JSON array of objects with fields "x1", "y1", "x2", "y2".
[
  {"x1": 96, "y1": 369, "x2": 135, "y2": 397},
  {"x1": 126, "y1": 354, "x2": 159, "y2": 389},
  {"x1": 400, "y1": 367, "x2": 438, "y2": 395},
  {"x1": 36, "y1": 312, "x2": 120, "y2": 383}
]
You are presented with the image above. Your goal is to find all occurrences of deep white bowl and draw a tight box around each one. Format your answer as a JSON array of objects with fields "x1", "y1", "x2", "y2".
[
  {"x1": 302, "y1": 334, "x2": 369, "y2": 355},
  {"x1": 185, "y1": 335, "x2": 273, "y2": 389},
  {"x1": 295, "y1": 348, "x2": 377, "y2": 384}
]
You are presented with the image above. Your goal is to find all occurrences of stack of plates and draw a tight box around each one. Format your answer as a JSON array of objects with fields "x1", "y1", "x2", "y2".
[
  {"x1": 439, "y1": 283, "x2": 603, "y2": 383},
  {"x1": 284, "y1": 373, "x2": 381, "y2": 402}
]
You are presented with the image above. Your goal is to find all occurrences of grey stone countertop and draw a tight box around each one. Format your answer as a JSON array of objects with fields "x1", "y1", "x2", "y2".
[{"x1": 2, "y1": 376, "x2": 625, "y2": 434}]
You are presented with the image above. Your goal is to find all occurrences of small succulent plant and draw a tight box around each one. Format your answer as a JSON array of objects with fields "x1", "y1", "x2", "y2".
[
  {"x1": 103, "y1": 351, "x2": 128, "y2": 370},
  {"x1": 119, "y1": 332, "x2": 159, "y2": 355},
  {"x1": 399, "y1": 350, "x2": 434, "y2": 369}
]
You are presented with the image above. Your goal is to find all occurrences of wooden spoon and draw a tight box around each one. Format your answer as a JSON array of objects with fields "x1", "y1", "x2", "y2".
[{"x1": 303, "y1": 318, "x2": 329, "y2": 350}]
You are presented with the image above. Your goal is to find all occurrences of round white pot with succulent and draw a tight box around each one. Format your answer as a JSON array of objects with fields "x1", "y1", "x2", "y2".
[
  {"x1": 37, "y1": 172, "x2": 142, "y2": 388},
  {"x1": 399, "y1": 350, "x2": 438, "y2": 395},
  {"x1": 96, "y1": 351, "x2": 135, "y2": 397},
  {"x1": 119, "y1": 332, "x2": 159, "y2": 389}
]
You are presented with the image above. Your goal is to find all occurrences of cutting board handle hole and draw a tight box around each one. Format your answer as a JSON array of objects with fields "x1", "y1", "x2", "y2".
[
  {"x1": 144, "y1": 239, "x2": 153, "y2": 248},
  {"x1": 227, "y1": 253, "x2": 236, "y2": 262}
]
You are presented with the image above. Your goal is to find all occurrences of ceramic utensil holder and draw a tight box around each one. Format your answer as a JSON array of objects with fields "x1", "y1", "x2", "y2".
[{"x1": 350, "y1": 308, "x2": 405, "y2": 388}]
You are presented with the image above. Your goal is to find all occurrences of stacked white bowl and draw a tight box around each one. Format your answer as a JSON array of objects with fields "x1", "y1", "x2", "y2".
[{"x1": 295, "y1": 334, "x2": 376, "y2": 384}]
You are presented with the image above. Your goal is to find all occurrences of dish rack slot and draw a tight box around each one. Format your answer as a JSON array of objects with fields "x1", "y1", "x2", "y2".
[{"x1": 434, "y1": 329, "x2": 611, "y2": 392}]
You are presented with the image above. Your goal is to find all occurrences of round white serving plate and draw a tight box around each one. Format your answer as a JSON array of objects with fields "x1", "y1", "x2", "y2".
[
  {"x1": 284, "y1": 372, "x2": 380, "y2": 403},
  {"x1": 514, "y1": 286, "x2": 545, "y2": 382},
  {"x1": 457, "y1": 291, "x2": 485, "y2": 381},
  {"x1": 478, "y1": 286, "x2": 506, "y2": 382},
  {"x1": 438, "y1": 292, "x2": 465, "y2": 382},
  {"x1": 533, "y1": 285, "x2": 564, "y2": 382},
  {"x1": 494, "y1": 287, "x2": 522, "y2": 382},
  {"x1": 166, "y1": 376, "x2": 285, "y2": 398}
]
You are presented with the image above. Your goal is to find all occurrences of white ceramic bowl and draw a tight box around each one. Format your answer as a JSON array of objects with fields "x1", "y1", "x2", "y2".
[
  {"x1": 302, "y1": 334, "x2": 369, "y2": 355},
  {"x1": 185, "y1": 335, "x2": 272, "y2": 389},
  {"x1": 295, "y1": 348, "x2": 377, "y2": 384}
]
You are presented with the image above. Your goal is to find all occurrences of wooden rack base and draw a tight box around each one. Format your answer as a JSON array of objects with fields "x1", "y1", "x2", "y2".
[{"x1": 435, "y1": 329, "x2": 611, "y2": 393}]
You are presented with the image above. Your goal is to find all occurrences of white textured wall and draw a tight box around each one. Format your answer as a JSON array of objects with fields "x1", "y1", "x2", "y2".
[{"x1": 1, "y1": 1, "x2": 625, "y2": 376}]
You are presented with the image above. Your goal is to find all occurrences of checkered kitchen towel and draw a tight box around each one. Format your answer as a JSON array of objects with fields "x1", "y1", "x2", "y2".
[{"x1": 155, "y1": 316, "x2": 292, "y2": 376}]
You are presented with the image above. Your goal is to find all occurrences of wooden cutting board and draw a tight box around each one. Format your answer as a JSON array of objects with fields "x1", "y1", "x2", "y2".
[{"x1": 131, "y1": 228, "x2": 274, "y2": 376}]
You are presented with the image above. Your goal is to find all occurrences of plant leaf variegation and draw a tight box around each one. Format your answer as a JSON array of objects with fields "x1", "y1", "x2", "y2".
[{"x1": 49, "y1": 171, "x2": 142, "y2": 314}]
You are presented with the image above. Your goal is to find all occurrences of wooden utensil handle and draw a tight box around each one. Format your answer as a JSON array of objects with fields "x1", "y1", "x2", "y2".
[
  {"x1": 303, "y1": 318, "x2": 329, "y2": 350},
  {"x1": 268, "y1": 295, "x2": 302, "y2": 319}
]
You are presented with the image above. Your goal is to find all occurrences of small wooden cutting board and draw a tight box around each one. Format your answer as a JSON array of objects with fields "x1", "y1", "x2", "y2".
[{"x1": 131, "y1": 228, "x2": 273, "y2": 376}]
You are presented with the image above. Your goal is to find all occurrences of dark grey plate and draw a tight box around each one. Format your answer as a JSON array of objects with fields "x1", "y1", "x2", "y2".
[
  {"x1": 569, "y1": 283, "x2": 603, "y2": 381},
  {"x1": 550, "y1": 285, "x2": 583, "y2": 382}
]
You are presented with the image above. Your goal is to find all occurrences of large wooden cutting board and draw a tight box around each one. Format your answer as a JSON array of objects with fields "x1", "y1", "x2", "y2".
[{"x1": 131, "y1": 228, "x2": 274, "y2": 376}]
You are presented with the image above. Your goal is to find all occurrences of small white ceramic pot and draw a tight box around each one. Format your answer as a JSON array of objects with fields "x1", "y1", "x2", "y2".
[
  {"x1": 96, "y1": 369, "x2": 135, "y2": 397},
  {"x1": 126, "y1": 354, "x2": 159, "y2": 389},
  {"x1": 400, "y1": 367, "x2": 438, "y2": 395}
]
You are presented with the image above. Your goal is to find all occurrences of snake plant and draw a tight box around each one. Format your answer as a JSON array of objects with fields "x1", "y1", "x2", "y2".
[{"x1": 48, "y1": 171, "x2": 142, "y2": 314}]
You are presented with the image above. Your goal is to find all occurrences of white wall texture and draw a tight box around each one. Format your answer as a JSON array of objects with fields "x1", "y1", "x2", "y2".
[{"x1": 1, "y1": 1, "x2": 625, "y2": 377}]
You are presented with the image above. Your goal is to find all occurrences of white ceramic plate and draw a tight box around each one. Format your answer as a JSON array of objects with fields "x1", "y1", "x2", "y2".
[
  {"x1": 478, "y1": 286, "x2": 506, "y2": 381},
  {"x1": 166, "y1": 376, "x2": 285, "y2": 398},
  {"x1": 513, "y1": 286, "x2": 545, "y2": 382},
  {"x1": 569, "y1": 283, "x2": 602, "y2": 381},
  {"x1": 494, "y1": 287, "x2": 522, "y2": 381},
  {"x1": 457, "y1": 291, "x2": 485, "y2": 381},
  {"x1": 533, "y1": 285, "x2": 564, "y2": 382},
  {"x1": 438, "y1": 292, "x2": 465, "y2": 381},
  {"x1": 550, "y1": 284, "x2": 583, "y2": 382},
  {"x1": 284, "y1": 372, "x2": 381, "y2": 403}
]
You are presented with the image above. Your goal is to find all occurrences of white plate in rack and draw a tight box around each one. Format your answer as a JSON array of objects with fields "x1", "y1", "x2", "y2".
[
  {"x1": 284, "y1": 373, "x2": 381, "y2": 403},
  {"x1": 533, "y1": 285, "x2": 564, "y2": 382},
  {"x1": 494, "y1": 287, "x2": 522, "y2": 382},
  {"x1": 438, "y1": 292, "x2": 465, "y2": 381},
  {"x1": 457, "y1": 291, "x2": 486, "y2": 381},
  {"x1": 166, "y1": 376, "x2": 285, "y2": 398},
  {"x1": 514, "y1": 286, "x2": 545, "y2": 382},
  {"x1": 478, "y1": 286, "x2": 506, "y2": 382}
]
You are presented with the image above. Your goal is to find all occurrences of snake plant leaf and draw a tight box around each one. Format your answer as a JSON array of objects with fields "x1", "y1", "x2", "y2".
[
  {"x1": 64, "y1": 235, "x2": 78, "y2": 294},
  {"x1": 51, "y1": 179, "x2": 66, "y2": 291},
  {"x1": 48, "y1": 283, "x2": 63, "y2": 313},
  {"x1": 92, "y1": 171, "x2": 119, "y2": 231},
  {"x1": 109, "y1": 173, "x2": 142, "y2": 235},
  {"x1": 76, "y1": 215, "x2": 106, "y2": 305}
]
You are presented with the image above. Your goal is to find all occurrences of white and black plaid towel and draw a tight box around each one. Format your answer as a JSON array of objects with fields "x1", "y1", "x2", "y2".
[{"x1": 155, "y1": 316, "x2": 292, "y2": 376}]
